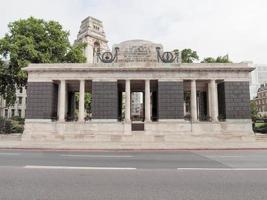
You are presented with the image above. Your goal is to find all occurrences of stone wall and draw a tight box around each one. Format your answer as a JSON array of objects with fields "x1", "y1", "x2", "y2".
[
  {"x1": 92, "y1": 82, "x2": 118, "y2": 119},
  {"x1": 219, "y1": 81, "x2": 251, "y2": 119},
  {"x1": 158, "y1": 81, "x2": 184, "y2": 119},
  {"x1": 26, "y1": 82, "x2": 58, "y2": 119}
]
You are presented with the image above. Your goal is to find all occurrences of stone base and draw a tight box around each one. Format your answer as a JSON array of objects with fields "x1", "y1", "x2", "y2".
[{"x1": 22, "y1": 119, "x2": 254, "y2": 142}]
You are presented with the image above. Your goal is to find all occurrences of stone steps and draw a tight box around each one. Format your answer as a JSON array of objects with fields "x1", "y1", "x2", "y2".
[
  {"x1": 50, "y1": 132, "x2": 255, "y2": 143},
  {"x1": 2, "y1": 133, "x2": 267, "y2": 150},
  {"x1": 255, "y1": 133, "x2": 267, "y2": 142},
  {"x1": 0, "y1": 134, "x2": 22, "y2": 141}
]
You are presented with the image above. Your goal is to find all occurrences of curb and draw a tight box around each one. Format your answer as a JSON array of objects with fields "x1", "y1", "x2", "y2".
[{"x1": 1, "y1": 147, "x2": 267, "y2": 152}]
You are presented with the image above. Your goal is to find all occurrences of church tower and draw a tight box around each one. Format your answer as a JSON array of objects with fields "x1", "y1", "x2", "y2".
[{"x1": 76, "y1": 17, "x2": 109, "y2": 63}]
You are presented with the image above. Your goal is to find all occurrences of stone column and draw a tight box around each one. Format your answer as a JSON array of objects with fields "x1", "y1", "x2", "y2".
[
  {"x1": 190, "y1": 80, "x2": 198, "y2": 122},
  {"x1": 59, "y1": 80, "x2": 66, "y2": 122},
  {"x1": 125, "y1": 80, "x2": 131, "y2": 122},
  {"x1": 79, "y1": 80, "x2": 85, "y2": 122},
  {"x1": 145, "y1": 80, "x2": 151, "y2": 122},
  {"x1": 210, "y1": 80, "x2": 218, "y2": 122},
  {"x1": 208, "y1": 82, "x2": 212, "y2": 120}
]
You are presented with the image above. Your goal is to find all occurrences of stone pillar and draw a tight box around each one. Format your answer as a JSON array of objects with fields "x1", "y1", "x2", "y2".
[
  {"x1": 210, "y1": 80, "x2": 218, "y2": 122},
  {"x1": 79, "y1": 80, "x2": 85, "y2": 122},
  {"x1": 125, "y1": 80, "x2": 131, "y2": 122},
  {"x1": 208, "y1": 82, "x2": 212, "y2": 120},
  {"x1": 59, "y1": 80, "x2": 66, "y2": 122},
  {"x1": 190, "y1": 80, "x2": 198, "y2": 122},
  {"x1": 145, "y1": 80, "x2": 151, "y2": 122}
]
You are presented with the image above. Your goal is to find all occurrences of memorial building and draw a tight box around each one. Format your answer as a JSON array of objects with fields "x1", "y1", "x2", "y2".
[{"x1": 23, "y1": 17, "x2": 254, "y2": 141}]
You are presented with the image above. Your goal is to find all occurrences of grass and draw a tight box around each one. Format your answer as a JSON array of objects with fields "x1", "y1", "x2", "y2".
[{"x1": 255, "y1": 122, "x2": 267, "y2": 128}]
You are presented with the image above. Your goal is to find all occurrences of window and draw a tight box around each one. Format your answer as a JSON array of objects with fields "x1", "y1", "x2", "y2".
[
  {"x1": 93, "y1": 25, "x2": 99, "y2": 31},
  {"x1": 19, "y1": 88, "x2": 23, "y2": 93},
  {"x1": 11, "y1": 109, "x2": 15, "y2": 117},
  {"x1": 18, "y1": 97, "x2": 23, "y2": 105},
  {"x1": 5, "y1": 109, "x2": 8, "y2": 118},
  {"x1": 93, "y1": 42, "x2": 100, "y2": 56},
  {"x1": 18, "y1": 109, "x2": 22, "y2": 118}
]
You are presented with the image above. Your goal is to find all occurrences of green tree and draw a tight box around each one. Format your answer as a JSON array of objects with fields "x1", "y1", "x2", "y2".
[
  {"x1": 63, "y1": 42, "x2": 87, "y2": 63},
  {"x1": 250, "y1": 101, "x2": 259, "y2": 121},
  {"x1": 0, "y1": 60, "x2": 16, "y2": 105},
  {"x1": 181, "y1": 49, "x2": 199, "y2": 63},
  {"x1": 0, "y1": 17, "x2": 86, "y2": 106},
  {"x1": 216, "y1": 55, "x2": 231, "y2": 63},
  {"x1": 75, "y1": 93, "x2": 92, "y2": 111},
  {"x1": 84, "y1": 93, "x2": 92, "y2": 113},
  {"x1": 201, "y1": 54, "x2": 232, "y2": 63},
  {"x1": 201, "y1": 57, "x2": 216, "y2": 63}
]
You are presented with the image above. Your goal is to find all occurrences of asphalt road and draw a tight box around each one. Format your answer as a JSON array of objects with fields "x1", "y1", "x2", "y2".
[{"x1": 0, "y1": 150, "x2": 267, "y2": 200}]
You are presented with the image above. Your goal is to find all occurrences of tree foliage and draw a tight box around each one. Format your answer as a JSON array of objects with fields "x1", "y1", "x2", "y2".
[
  {"x1": 250, "y1": 101, "x2": 259, "y2": 121},
  {"x1": 181, "y1": 49, "x2": 199, "y2": 63},
  {"x1": 0, "y1": 60, "x2": 16, "y2": 105},
  {"x1": 75, "y1": 92, "x2": 92, "y2": 113},
  {"x1": 201, "y1": 54, "x2": 231, "y2": 63},
  {"x1": 63, "y1": 42, "x2": 87, "y2": 63},
  {"x1": 0, "y1": 17, "x2": 86, "y2": 106}
]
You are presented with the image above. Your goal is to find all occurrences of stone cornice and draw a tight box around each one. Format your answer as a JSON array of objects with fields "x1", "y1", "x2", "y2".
[{"x1": 24, "y1": 63, "x2": 255, "y2": 73}]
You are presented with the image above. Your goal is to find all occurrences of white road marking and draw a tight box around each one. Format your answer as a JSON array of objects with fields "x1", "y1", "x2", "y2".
[
  {"x1": 206, "y1": 155, "x2": 244, "y2": 158},
  {"x1": 61, "y1": 154, "x2": 134, "y2": 158},
  {"x1": 24, "y1": 165, "x2": 136, "y2": 170},
  {"x1": 204, "y1": 155, "x2": 267, "y2": 158},
  {"x1": 0, "y1": 153, "x2": 20, "y2": 156},
  {"x1": 177, "y1": 168, "x2": 267, "y2": 171}
]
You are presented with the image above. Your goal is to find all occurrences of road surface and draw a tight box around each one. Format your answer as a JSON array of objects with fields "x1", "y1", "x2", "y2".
[{"x1": 0, "y1": 149, "x2": 267, "y2": 200}]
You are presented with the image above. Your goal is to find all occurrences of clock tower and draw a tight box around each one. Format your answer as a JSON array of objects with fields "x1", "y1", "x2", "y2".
[{"x1": 76, "y1": 16, "x2": 109, "y2": 63}]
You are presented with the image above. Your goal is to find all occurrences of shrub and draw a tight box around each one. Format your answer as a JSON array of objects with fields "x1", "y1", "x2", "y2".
[
  {"x1": 10, "y1": 116, "x2": 25, "y2": 125},
  {"x1": 0, "y1": 117, "x2": 5, "y2": 133},
  {"x1": 0, "y1": 117, "x2": 24, "y2": 134},
  {"x1": 11, "y1": 120, "x2": 24, "y2": 133},
  {"x1": 4, "y1": 120, "x2": 13, "y2": 134}
]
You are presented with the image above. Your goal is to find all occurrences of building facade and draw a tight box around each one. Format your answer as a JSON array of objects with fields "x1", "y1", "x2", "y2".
[
  {"x1": 254, "y1": 83, "x2": 267, "y2": 115},
  {"x1": 0, "y1": 87, "x2": 27, "y2": 119},
  {"x1": 250, "y1": 64, "x2": 267, "y2": 99},
  {"x1": 23, "y1": 39, "x2": 254, "y2": 141}
]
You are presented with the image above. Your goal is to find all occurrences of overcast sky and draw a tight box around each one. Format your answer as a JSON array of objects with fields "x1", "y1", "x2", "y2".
[{"x1": 1, "y1": 0, "x2": 267, "y2": 63}]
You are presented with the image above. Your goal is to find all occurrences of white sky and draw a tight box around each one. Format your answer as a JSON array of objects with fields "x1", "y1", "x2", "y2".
[{"x1": 1, "y1": 0, "x2": 267, "y2": 63}]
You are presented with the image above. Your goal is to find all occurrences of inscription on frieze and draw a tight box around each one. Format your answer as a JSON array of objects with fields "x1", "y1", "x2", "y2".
[{"x1": 114, "y1": 40, "x2": 162, "y2": 63}]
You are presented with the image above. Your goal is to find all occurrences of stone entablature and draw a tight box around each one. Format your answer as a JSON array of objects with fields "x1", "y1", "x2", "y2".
[
  {"x1": 25, "y1": 63, "x2": 253, "y2": 83},
  {"x1": 25, "y1": 62, "x2": 254, "y2": 71}
]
